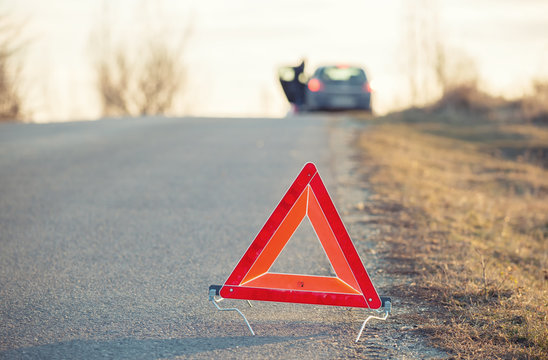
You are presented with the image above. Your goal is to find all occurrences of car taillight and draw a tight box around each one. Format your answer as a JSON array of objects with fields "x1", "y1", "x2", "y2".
[
  {"x1": 308, "y1": 78, "x2": 323, "y2": 92},
  {"x1": 364, "y1": 82, "x2": 372, "y2": 93}
]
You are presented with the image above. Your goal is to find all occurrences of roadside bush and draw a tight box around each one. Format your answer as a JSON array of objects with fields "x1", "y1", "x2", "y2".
[
  {"x1": 431, "y1": 85, "x2": 503, "y2": 114},
  {"x1": 521, "y1": 80, "x2": 548, "y2": 124}
]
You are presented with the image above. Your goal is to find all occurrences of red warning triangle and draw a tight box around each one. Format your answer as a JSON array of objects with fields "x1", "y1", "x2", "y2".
[{"x1": 220, "y1": 163, "x2": 382, "y2": 309}]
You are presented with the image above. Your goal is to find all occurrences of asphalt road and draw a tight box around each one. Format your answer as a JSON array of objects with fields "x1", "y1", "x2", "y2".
[{"x1": 1, "y1": 115, "x2": 381, "y2": 359}]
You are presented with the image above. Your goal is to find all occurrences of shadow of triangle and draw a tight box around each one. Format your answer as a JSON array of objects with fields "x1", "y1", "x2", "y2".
[{"x1": 0, "y1": 336, "x2": 309, "y2": 360}]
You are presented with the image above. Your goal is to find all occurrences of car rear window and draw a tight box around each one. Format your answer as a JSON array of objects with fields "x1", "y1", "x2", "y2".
[{"x1": 321, "y1": 67, "x2": 366, "y2": 83}]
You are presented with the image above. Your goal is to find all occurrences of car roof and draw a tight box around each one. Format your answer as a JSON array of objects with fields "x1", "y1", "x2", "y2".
[{"x1": 316, "y1": 65, "x2": 365, "y2": 71}]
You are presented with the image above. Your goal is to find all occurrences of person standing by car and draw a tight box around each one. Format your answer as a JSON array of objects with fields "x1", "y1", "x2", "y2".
[
  {"x1": 278, "y1": 59, "x2": 307, "y2": 111},
  {"x1": 293, "y1": 59, "x2": 306, "y2": 108}
]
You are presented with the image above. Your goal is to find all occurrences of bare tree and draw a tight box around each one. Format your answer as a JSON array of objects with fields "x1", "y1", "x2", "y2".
[
  {"x1": 404, "y1": 0, "x2": 436, "y2": 106},
  {"x1": 434, "y1": 41, "x2": 447, "y2": 93},
  {"x1": 404, "y1": 3, "x2": 419, "y2": 105},
  {"x1": 96, "y1": 49, "x2": 132, "y2": 116},
  {"x1": 434, "y1": 42, "x2": 479, "y2": 94},
  {"x1": 403, "y1": 1, "x2": 482, "y2": 108},
  {"x1": 91, "y1": 9, "x2": 192, "y2": 117},
  {"x1": 0, "y1": 13, "x2": 25, "y2": 121},
  {"x1": 135, "y1": 41, "x2": 186, "y2": 116}
]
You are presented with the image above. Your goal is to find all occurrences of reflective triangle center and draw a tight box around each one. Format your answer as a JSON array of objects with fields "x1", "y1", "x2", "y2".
[
  {"x1": 268, "y1": 216, "x2": 334, "y2": 276},
  {"x1": 240, "y1": 185, "x2": 360, "y2": 293}
]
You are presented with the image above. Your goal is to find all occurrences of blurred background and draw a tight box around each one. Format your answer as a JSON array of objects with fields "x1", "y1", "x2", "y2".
[
  {"x1": 2, "y1": 0, "x2": 548, "y2": 122},
  {"x1": 2, "y1": 2, "x2": 548, "y2": 357}
]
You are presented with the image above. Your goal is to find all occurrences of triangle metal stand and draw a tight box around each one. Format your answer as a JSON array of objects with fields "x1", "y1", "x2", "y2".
[
  {"x1": 209, "y1": 285, "x2": 391, "y2": 341},
  {"x1": 209, "y1": 285, "x2": 255, "y2": 335},
  {"x1": 356, "y1": 298, "x2": 391, "y2": 342}
]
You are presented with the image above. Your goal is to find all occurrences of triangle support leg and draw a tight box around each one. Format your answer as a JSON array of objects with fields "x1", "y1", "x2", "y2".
[
  {"x1": 355, "y1": 297, "x2": 391, "y2": 342},
  {"x1": 209, "y1": 285, "x2": 255, "y2": 336}
]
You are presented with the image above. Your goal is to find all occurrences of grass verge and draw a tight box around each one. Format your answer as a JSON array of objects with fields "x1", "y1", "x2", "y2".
[{"x1": 356, "y1": 109, "x2": 548, "y2": 358}]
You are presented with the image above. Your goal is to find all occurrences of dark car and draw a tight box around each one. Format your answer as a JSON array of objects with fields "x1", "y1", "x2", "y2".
[
  {"x1": 306, "y1": 65, "x2": 372, "y2": 111},
  {"x1": 279, "y1": 63, "x2": 372, "y2": 112}
]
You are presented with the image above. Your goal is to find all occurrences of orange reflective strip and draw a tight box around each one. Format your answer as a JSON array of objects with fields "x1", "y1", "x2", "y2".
[
  {"x1": 307, "y1": 188, "x2": 360, "y2": 291},
  {"x1": 241, "y1": 187, "x2": 308, "y2": 283},
  {"x1": 243, "y1": 273, "x2": 361, "y2": 294}
]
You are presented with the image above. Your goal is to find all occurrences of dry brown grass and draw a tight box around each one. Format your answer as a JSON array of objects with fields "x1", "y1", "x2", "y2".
[{"x1": 357, "y1": 111, "x2": 548, "y2": 358}]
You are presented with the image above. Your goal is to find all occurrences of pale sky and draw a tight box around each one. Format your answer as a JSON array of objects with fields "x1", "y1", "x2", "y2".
[{"x1": 9, "y1": 0, "x2": 548, "y2": 122}]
